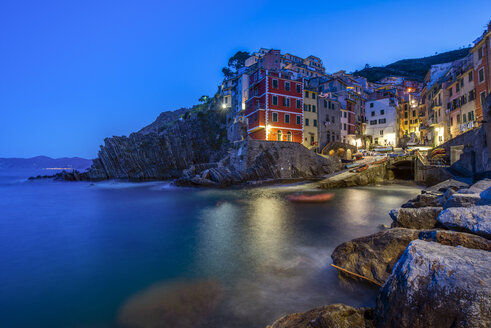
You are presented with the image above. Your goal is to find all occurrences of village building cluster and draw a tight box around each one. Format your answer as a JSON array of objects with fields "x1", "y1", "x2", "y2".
[{"x1": 221, "y1": 22, "x2": 491, "y2": 150}]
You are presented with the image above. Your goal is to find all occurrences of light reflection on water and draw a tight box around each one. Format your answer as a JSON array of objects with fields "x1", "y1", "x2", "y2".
[{"x1": 0, "y1": 171, "x2": 422, "y2": 328}]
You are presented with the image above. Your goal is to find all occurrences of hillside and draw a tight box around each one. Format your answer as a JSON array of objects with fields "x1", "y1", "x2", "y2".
[
  {"x1": 353, "y1": 48, "x2": 471, "y2": 82},
  {"x1": 0, "y1": 156, "x2": 92, "y2": 170}
]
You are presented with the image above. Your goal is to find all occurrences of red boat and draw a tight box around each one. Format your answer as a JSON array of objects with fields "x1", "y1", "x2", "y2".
[
  {"x1": 287, "y1": 193, "x2": 335, "y2": 203},
  {"x1": 350, "y1": 164, "x2": 369, "y2": 173},
  {"x1": 372, "y1": 157, "x2": 387, "y2": 165}
]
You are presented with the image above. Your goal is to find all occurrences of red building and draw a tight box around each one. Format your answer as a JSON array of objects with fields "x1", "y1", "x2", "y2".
[
  {"x1": 245, "y1": 69, "x2": 304, "y2": 143},
  {"x1": 471, "y1": 22, "x2": 490, "y2": 122}
]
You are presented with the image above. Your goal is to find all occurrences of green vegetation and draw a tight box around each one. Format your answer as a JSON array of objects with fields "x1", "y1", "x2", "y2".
[
  {"x1": 222, "y1": 50, "x2": 251, "y2": 78},
  {"x1": 353, "y1": 48, "x2": 471, "y2": 82}
]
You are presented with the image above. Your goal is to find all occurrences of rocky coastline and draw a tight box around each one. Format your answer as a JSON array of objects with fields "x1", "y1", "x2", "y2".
[{"x1": 267, "y1": 178, "x2": 491, "y2": 328}]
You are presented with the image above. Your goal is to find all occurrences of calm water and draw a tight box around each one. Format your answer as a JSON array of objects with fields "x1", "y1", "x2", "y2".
[{"x1": 0, "y1": 169, "x2": 421, "y2": 328}]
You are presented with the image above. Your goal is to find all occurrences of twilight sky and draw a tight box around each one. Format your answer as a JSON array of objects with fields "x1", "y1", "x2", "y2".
[{"x1": 1, "y1": 0, "x2": 490, "y2": 158}]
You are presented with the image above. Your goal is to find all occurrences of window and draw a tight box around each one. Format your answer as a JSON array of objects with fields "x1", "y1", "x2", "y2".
[
  {"x1": 272, "y1": 112, "x2": 278, "y2": 122},
  {"x1": 277, "y1": 130, "x2": 283, "y2": 141},
  {"x1": 296, "y1": 115, "x2": 301, "y2": 124},
  {"x1": 285, "y1": 114, "x2": 290, "y2": 124},
  {"x1": 254, "y1": 112, "x2": 258, "y2": 121},
  {"x1": 479, "y1": 68, "x2": 485, "y2": 83},
  {"x1": 380, "y1": 110, "x2": 384, "y2": 115},
  {"x1": 305, "y1": 91, "x2": 309, "y2": 98},
  {"x1": 370, "y1": 120, "x2": 377, "y2": 125},
  {"x1": 412, "y1": 110, "x2": 416, "y2": 117},
  {"x1": 272, "y1": 95, "x2": 278, "y2": 106},
  {"x1": 370, "y1": 103, "x2": 374, "y2": 108},
  {"x1": 312, "y1": 93, "x2": 316, "y2": 99},
  {"x1": 312, "y1": 105, "x2": 316, "y2": 113},
  {"x1": 379, "y1": 118, "x2": 386, "y2": 124},
  {"x1": 331, "y1": 103, "x2": 335, "y2": 110},
  {"x1": 296, "y1": 84, "x2": 301, "y2": 93},
  {"x1": 283, "y1": 97, "x2": 290, "y2": 107},
  {"x1": 468, "y1": 72, "x2": 473, "y2": 82},
  {"x1": 456, "y1": 83, "x2": 459, "y2": 92},
  {"x1": 380, "y1": 130, "x2": 384, "y2": 136},
  {"x1": 457, "y1": 114, "x2": 460, "y2": 123},
  {"x1": 463, "y1": 114, "x2": 467, "y2": 123},
  {"x1": 480, "y1": 91, "x2": 486, "y2": 108},
  {"x1": 332, "y1": 116, "x2": 335, "y2": 123},
  {"x1": 343, "y1": 112, "x2": 347, "y2": 118},
  {"x1": 285, "y1": 82, "x2": 291, "y2": 91},
  {"x1": 305, "y1": 118, "x2": 309, "y2": 126},
  {"x1": 272, "y1": 79, "x2": 278, "y2": 89},
  {"x1": 371, "y1": 111, "x2": 375, "y2": 116},
  {"x1": 287, "y1": 131, "x2": 292, "y2": 142},
  {"x1": 469, "y1": 89, "x2": 476, "y2": 101},
  {"x1": 313, "y1": 119, "x2": 317, "y2": 127},
  {"x1": 449, "y1": 87, "x2": 453, "y2": 97},
  {"x1": 404, "y1": 120, "x2": 408, "y2": 125},
  {"x1": 343, "y1": 123, "x2": 347, "y2": 130},
  {"x1": 296, "y1": 99, "x2": 301, "y2": 109},
  {"x1": 478, "y1": 46, "x2": 483, "y2": 60},
  {"x1": 404, "y1": 112, "x2": 408, "y2": 119}
]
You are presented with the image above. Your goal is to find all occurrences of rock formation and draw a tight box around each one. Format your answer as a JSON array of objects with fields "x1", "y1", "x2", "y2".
[
  {"x1": 177, "y1": 140, "x2": 341, "y2": 187},
  {"x1": 267, "y1": 304, "x2": 374, "y2": 328},
  {"x1": 375, "y1": 240, "x2": 491, "y2": 328},
  {"x1": 389, "y1": 207, "x2": 442, "y2": 229},
  {"x1": 438, "y1": 205, "x2": 491, "y2": 239}
]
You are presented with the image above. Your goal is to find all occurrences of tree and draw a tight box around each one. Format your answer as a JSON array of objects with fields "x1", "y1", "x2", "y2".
[
  {"x1": 222, "y1": 67, "x2": 234, "y2": 78},
  {"x1": 364, "y1": 64, "x2": 371, "y2": 69},
  {"x1": 198, "y1": 95, "x2": 210, "y2": 104},
  {"x1": 227, "y1": 51, "x2": 250, "y2": 71}
]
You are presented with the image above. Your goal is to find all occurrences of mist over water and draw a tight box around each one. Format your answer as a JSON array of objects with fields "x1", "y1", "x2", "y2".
[{"x1": 0, "y1": 170, "x2": 421, "y2": 328}]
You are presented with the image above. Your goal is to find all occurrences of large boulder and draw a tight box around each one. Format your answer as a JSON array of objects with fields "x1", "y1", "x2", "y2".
[
  {"x1": 331, "y1": 228, "x2": 421, "y2": 285},
  {"x1": 423, "y1": 178, "x2": 469, "y2": 194},
  {"x1": 480, "y1": 186, "x2": 491, "y2": 202},
  {"x1": 375, "y1": 240, "x2": 491, "y2": 328},
  {"x1": 267, "y1": 304, "x2": 374, "y2": 328},
  {"x1": 389, "y1": 207, "x2": 442, "y2": 229},
  {"x1": 467, "y1": 178, "x2": 491, "y2": 193},
  {"x1": 332, "y1": 227, "x2": 491, "y2": 286},
  {"x1": 401, "y1": 193, "x2": 443, "y2": 208},
  {"x1": 443, "y1": 193, "x2": 488, "y2": 208},
  {"x1": 418, "y1": 230, "x2": 491, "y2": 251},
  {"x1": 438, "y1": 206, "x2": 491, "y2": 239}
]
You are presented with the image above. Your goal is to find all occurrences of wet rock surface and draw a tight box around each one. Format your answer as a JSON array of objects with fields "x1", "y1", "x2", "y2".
[
  {"x1": 375, "y1": 240, "x2": 491, "y2": 328},
  {"x1": 331, "y1": 228, "x2": 421, "y2": 285},
  {"x1": 438, "y1": 205, "x2": 491, "y2": 239},
  {"x1": 418, "y1": 229, "x2": 491, "y2": 250},
  {"x1": 116, "y1": 280, "x2": 222, "y2": 328},
  {"x1": 267, "y1": 304, "x2": 374, "y2": 328},
  {"x1": 389, "y1": 207, "x2": 442, "y2": 229}
]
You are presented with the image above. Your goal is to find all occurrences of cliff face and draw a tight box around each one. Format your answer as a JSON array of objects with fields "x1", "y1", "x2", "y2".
[
  {"x1": 85, "y1": 105, "x2": 228, "y2": 180},
  {"x1": 177, "y1": 140, "x2": 342, "y2": 186}
]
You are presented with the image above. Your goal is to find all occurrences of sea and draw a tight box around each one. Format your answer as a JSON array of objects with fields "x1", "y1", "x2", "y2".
[{"x1": 0, "y1": 169, "x2": 422, "y2": 328}]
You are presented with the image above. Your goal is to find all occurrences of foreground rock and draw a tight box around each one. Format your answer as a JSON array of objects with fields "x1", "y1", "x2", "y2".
[
  {"x1": 375, "y1": 240, "x2": 491, "y2": 328},
  {"x1": 331, "y1": 228, "x2": 491, "y2": 285},
  {"x1": 117, "y1": 280, "x2": 222, "y2": 328},
  {"x1": 331, "y1": 228, "x2": 421, "y2": 285},
  {"x1": 177, "y1": 140, "x2": 341, "y2": 187},
  {"x1": 423, "y1": 178, "x2": 469, "y2": 194},
  {"x1": 443, "y1": 193, "x2": 488, "y2": 208},
  {"x1": 389, "y1": 207, "x2": 442, "y2": 229},
  {"x1": 418, "y1": 229, "x2": 491, "y2": 250},
  {"x1": 267, "y1": 304, "x2": 374, "y2": 328},
  {"x1": 438, "y1": 205, "x2": 491, "y2": 239}
]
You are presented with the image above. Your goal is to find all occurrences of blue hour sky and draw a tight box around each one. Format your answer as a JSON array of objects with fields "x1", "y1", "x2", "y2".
[{"x1": 1, "y1": 0, "x2": 490, "y2": 158}]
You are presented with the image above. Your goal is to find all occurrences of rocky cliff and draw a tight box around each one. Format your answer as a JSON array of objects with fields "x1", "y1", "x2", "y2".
[
  {"x1": 177, "y1": 140, "x2": 342, "y2": 187},
  {"x1": 82, "y1": 103, "x2": 228, "y2": 180}
]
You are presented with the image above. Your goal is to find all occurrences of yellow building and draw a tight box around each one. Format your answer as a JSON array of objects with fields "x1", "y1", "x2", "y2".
[{"x1": 303, "y1": 89, "x2": 319, "y2": 148}]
